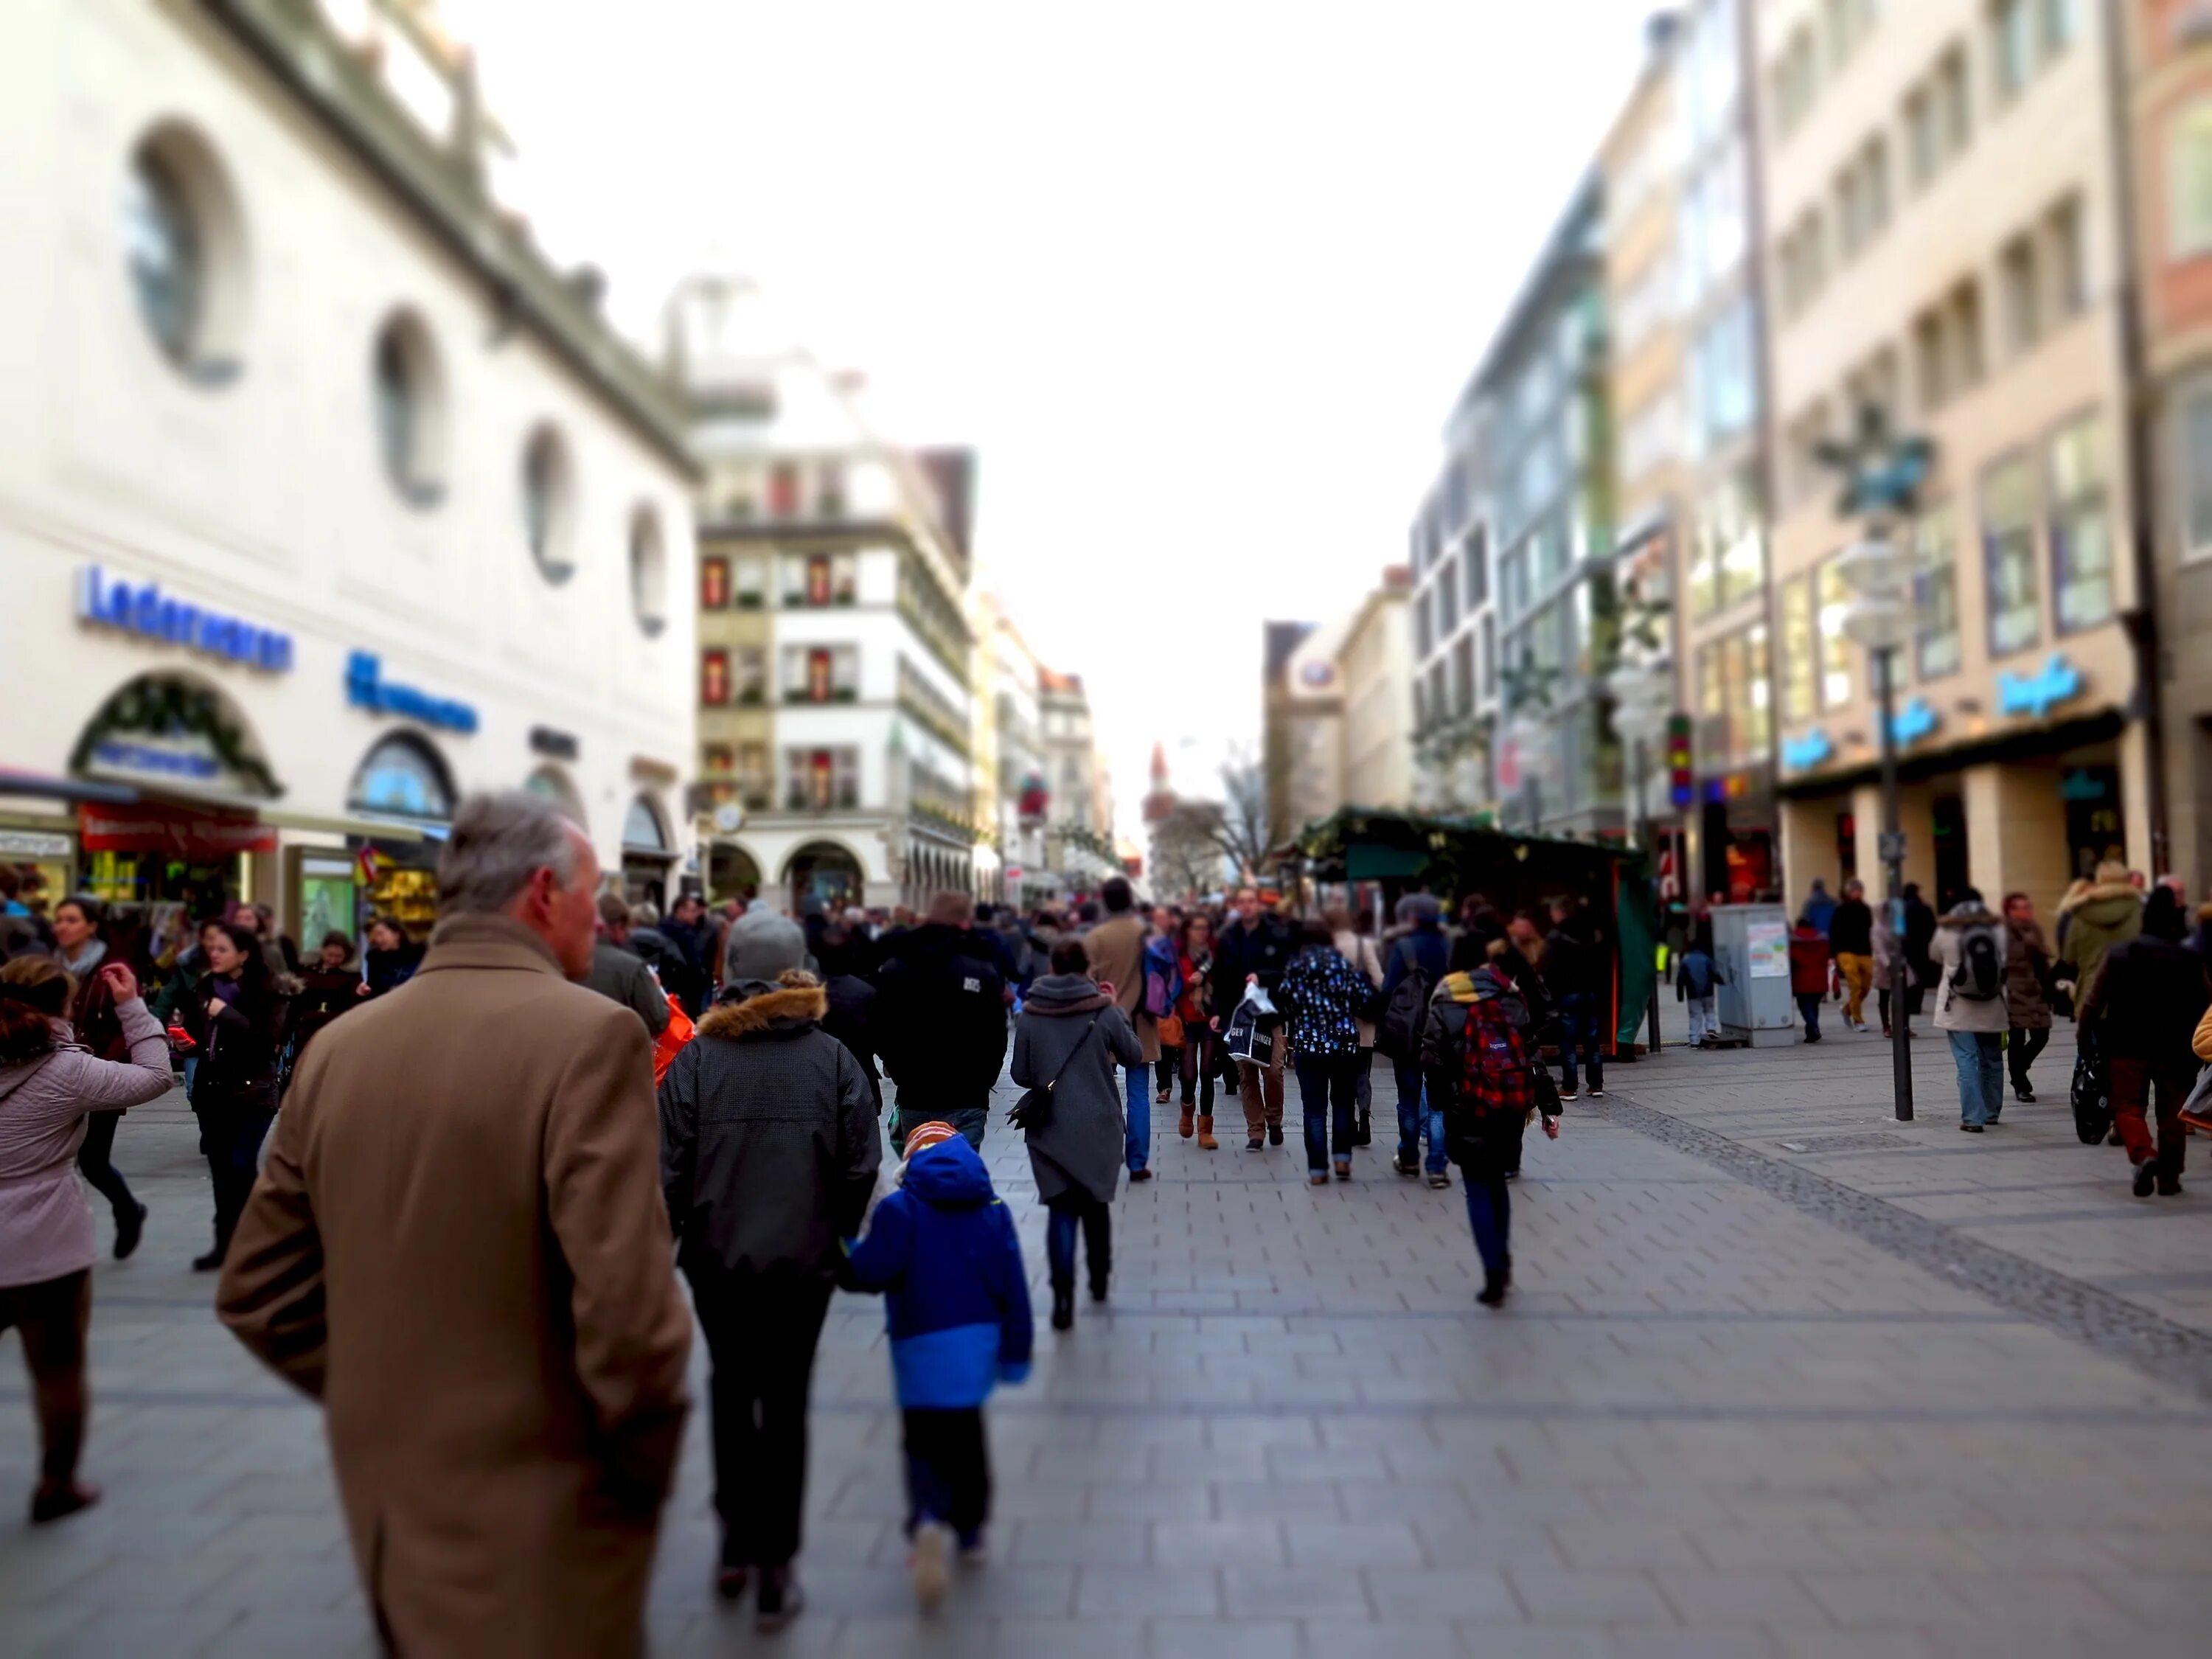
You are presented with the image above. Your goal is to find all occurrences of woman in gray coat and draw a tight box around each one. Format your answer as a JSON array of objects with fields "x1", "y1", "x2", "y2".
[{"x1": 1010, "y1": 937, "x2": 1144, "y2": 1331}]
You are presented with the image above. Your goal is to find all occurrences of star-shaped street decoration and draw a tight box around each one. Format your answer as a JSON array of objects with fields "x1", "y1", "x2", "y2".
[
  {"x1": 1812, "y1": 402, "x2": 1935, "y2": 521},
  {"x1": 1500, "y1": 653, "x2": 1560, "y2": 717}
]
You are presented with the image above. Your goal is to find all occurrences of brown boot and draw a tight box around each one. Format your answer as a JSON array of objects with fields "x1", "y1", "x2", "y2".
[
  {"x1": 1179, "y1": 1105, "x2": 1195, "y2": 1140},
  {"x1": 1196, "y1": 1115, "x2": 1217, "y2": 1150}
]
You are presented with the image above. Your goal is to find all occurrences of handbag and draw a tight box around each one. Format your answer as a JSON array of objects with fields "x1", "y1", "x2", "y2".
[
  {"x1": 652, "y1": 994, "x2": 695, "y2": 1087},
  {"x1": 2180, "y1": 1062, "x2": 2212, "y2": 1133},
  {"x1": 2069, "y1": 1037, "x2": 2111, "y2": 1147},
  {"x1": 1008, "y1": 1017, "x2": 1098, "y2": 1133},
  {"x1": 1157, "y1": 1012, "x2": 1186, "y2": 1049}
]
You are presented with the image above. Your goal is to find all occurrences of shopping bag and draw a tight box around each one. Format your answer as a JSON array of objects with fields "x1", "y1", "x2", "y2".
[
  {"x1": 652, "y1": 994, "x2": 695, "y2": 1087},
  {"x1": 2069, "y1": 1042, "x2": 2110, "y2": 1147},
  {"x1": 2180, "y1": 1062, "x2": 2212, "y2": 1134}
]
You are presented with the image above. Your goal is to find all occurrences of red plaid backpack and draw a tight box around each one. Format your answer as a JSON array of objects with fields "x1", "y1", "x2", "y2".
[{"x1": 1458, "y1": 996, "x2": 1535, "y2": 1121}]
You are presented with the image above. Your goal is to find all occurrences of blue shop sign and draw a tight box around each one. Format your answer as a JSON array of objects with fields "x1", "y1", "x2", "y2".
[
  {"x1": 1891, "y1": 698, "x2": 1939, "y2": 747},
  {"x1": 1781, "y1": 728, "x2": 1834, "y2": 772},
  {"x1": 1997, "y1": 653, "x2": 2083, "y2": 720},
  {"x1": 346, "y1": 651, "x2": 478, "y2": 734},
  {"x1": 76, "y1": 564, "x2": 293, "y2": 672}
]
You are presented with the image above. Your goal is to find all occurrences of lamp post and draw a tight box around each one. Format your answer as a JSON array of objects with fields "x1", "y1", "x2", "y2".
[
  {"x1": 1607, "y1": 661, "x2": 1672, "y2": 1057},
  {"x1": 1817, "y1": 406, "x2": 1935, "y2": 1125}
]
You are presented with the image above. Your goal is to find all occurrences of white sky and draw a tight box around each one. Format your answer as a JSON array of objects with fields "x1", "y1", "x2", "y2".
[{"x1": 445, "y1": 0, "x2": 1656, "y2": 843}]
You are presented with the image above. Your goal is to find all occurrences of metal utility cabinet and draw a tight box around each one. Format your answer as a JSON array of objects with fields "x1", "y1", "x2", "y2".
[{"x1": 1709, "y1": 902, "x2": 1796, "y2": 1047}]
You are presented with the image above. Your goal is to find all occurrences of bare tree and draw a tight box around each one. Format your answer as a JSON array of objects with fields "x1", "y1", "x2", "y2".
[
  {"x1": 1204, "y1": 747, "x2": 1275, "y2": 882},
  {"x1": 1149, "y1": 801, "x2": 1226, "y2": 900}
]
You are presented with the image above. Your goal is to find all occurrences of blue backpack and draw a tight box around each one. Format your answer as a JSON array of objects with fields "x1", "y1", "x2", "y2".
[{"x1": 1141, "y1": 936, "x2": 1184, "y2": 1018}]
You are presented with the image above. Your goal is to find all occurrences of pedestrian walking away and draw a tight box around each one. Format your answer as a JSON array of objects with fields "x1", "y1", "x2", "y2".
[
  {"x1": 1676, "y1": 939, "x2": 1725, "y2": 1047},
  {"x1": 1147, "y1": 905, "x2": 1183, "y2": 1107},
  {"x1": 1379, "y1": 893, "x2": 1450, "y2": 1185},
  {"x1": 1277, "y1": 921, "x2": 1376, "y2": 1183},
  {"x1": 1931, "y1": 889, "x2": 2008, "y2": 1131},
  {"x1": 0, "y1": 953, "x2": 172, "y2": 1523},
  {"x1": 845, "y1": 1119, "x2": 1032, "y2": 1610},
  {"x1": 1327, "y1": 902, "x2": 1385, "y2": 1141},
  {"x1": 1422, "y1": 959, "x2": 1543, "y2": 1308},
  {"x1": 1211, "y1": 886, "x2": 1293, "y2": 1150},
  {"x1": 1828, "y1": 878, "x2": 1876, "y2": 1032},
  {"x1": 2001, "y1": 891, "x2": 2054, "y2": 1102},
  {"x1": 873, "y1": 891, "x2": 1010, "y2": 1151},
  {"x1": 1901, "y1": 883, "x2": 1938, "y2": 1020},
  {"x1": 1872, "y1": 902, "x2": 1917, "y2": 1038},
  {"x1": 1010, "y1": 939, "x2": 1144, "y2": 1329},
  {"x1": 2076, "y1": 888, "x2": 2211, "y2": 1196},
  {"x1": 217, "y1": 793, "x2": 693, "y2": 1658},
  {"x1": 585, "y1": 894, "x2": 674, "y2": 1040},
  {"x1": 1801, "y1": 877, "x2": 1840, "y2": 939},
  {"x1": 178, "y1": 919, "x2": 293, "y2": 1270},
  {"x1": 1077, "y1": 877, "x2": 1162, "y2": 1180},
  {"x1": 1789, "y1": 914, "x2": 1832, "y2": 1042},
  {"x1": 1542, "y1": 896, "x2": 1607, "y2": 1098},
  {"x1": 660, "y1": 957, "x2": 881, "y2": 1626}
]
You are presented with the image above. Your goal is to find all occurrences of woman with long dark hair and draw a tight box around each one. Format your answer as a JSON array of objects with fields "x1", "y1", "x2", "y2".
[
  {"x1": 0, "y1": 952, "x2": 173, "y2": 1520},
  {"x1": 1175, "y1": 912, "x2": 1218, "y2": 1148},
  {"x1": 178, "y1": 922, "x2": 289, "y2": 1270},
  {"x1": 361, "y1": 915, "x2": 423, "y2": 998},
  {"x1": 51, "y1": 896, "x2": 150, "y2": 1258}
]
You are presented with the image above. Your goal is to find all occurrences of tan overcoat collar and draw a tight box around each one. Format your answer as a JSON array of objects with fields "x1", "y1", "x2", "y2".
[{"x1": 418, "y1": 913, "x2": 568, "y2": 978}]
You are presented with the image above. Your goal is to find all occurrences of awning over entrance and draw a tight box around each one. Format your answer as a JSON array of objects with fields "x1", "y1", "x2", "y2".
[{"x1": 77, "y1": 801, "x2": 275, "y2": 858}]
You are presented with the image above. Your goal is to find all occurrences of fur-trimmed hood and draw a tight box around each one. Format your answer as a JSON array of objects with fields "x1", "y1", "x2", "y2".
[
  {"x1": 698, "y1": 970, "x2": 827, "y2": 1040},
  {"x1": 2059, "y1": 880, "x2": 2138, "y2": 919},
  {"x1": 1938, "y1": 903, "x2": 1999, "y2": 930}
]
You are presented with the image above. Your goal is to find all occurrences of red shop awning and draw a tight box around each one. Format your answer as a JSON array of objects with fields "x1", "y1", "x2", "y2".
[{"x1": 77, "y1": 801, "x2": 276, "y2": 858}]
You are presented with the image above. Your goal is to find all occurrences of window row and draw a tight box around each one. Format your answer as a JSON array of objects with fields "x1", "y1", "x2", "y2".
[
  {"x1": 1765, "y1": 0, "x2": 1880, "y2": 145},
  {"x1": 122, "y1": 121, "x2": 669, "y2": 626},
  {"x1": 698, "y1": 745, "x2": 862, "y2": 813},
  {"x1": 713, "y1": 458, "x2": 849, "y2": 524},
  {"x1": 698, "y1": 645, "x2": 869, "y2": 706},
  {"x1": 698, "y1": 552, "x2": 860, "y2": 611}
]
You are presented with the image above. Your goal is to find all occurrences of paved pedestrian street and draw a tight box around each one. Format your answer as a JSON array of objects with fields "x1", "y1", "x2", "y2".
[{"x1": 7, "y1": 1017, "x2": 2212, "y2": 1657}]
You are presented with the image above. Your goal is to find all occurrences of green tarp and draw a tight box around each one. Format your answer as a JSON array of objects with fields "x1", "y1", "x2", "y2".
[{"x1": 1613, "y1": 866, "x2": 1659, "y2": 1052}]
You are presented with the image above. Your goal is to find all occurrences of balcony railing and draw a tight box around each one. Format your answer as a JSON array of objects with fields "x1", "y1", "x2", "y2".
[
  {"x1": 783, "y1": 686, "x2": 860, "y2": 704},
  {"x1": 785, "y1": 786, "x2": 860, "y2": 813}
]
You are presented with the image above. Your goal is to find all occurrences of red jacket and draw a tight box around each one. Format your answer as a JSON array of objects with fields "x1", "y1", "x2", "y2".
[{"x1": 1787, "y1": 928, "x2": 1831, "y2": 997}]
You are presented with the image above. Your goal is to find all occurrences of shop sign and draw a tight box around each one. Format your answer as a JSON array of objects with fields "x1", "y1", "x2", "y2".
[
  {"x1": 1997, "y1": 653, "x2": 2084, "y2": 720},
  {"x1": 1781, "y1": 728, "x2": 1834, "y2": 772},
  {"x1": 345, "y1": 652, "x2": 478, "y2": 734},
  {"x1": 1890, "y1": 698, "x2": 1940, "y2": 747},
  {"x1": 529, "y1": 725, "x2": 580, "y2": 760},
  {"x1": 77, "y1": 565, "x2": 293, "y2": 673},
  {"x1": 71, "y1": 675, "x2": 282, "y2": 799},
  {"x1": 0, "y1": 830, "x2": 73, "y2": 858},
  {"x1": 77, "y1": 801, "x2": 275, "y2": 858}
]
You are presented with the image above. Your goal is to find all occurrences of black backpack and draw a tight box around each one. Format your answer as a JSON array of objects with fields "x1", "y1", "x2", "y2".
[
  {"x1": 1377, "y1": 966, "x2": 1434, "y2": 1060},
  {"x1": 1952, "y1": 922, "x2": 2004, "y2": 1001}
]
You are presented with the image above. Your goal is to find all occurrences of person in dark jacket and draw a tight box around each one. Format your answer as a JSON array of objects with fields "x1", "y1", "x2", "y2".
[
  {"x1": 1900, "y1": 884, "x2": 1938, "y2": 1019},
  {"x1": 361, "y1": 916, "x2": 423, "y2": 998},
  {"x1": 1381, "y1": 894, "x2": 1451, "y2": 1183},
  {"x1": 2001, "y1": 892, "x2": 2053, "y2": 1102},
  {"x1": 288, "y1": 931, "x2": 367, "y2": 1063},
  {"x1": 1801, "y1": 879, "x2": 1840, "y2": 939},
  {"x1": 658, "y1": 894, "x2": 717, "y2": 1013},
  {"x1": 1010, "y1": 941, "x2": 1144, "y2": 1329},
  {"x1": 845, "y1": 1121, "x2": 1032, "y2": 1608},
  {"x1": 1208, "y1": 887, "x2": 1293, "y2": 1150},
  {"x1": 177, "y1": 922, "x2": 289, "y2": 1271},
  {"x1": 1676, "y1": 942, "x2": 1726, "y2": 1046},
  {"x1": 1543, "y1": 897, "x2": 1608, "y2": 1099},
  {"x1": 1826, "y1": 879, "x2": 1876, "y2": 1032},
  {"x1": 1788, "y1": 917, "x2": 1832, "y2": 1042},
  {"x1": 2077, "y1": 888, "x2": 2212, "y2": 1197},
  {"x1": 813, "y1": 921, "x2": 883, "y2": 1113},
  {"x1": 1421, "y1": 960, "x2": 1542, "y2": 1308},
  {"x1": 583, "y1": 895, "x2": 672, "y2": 1040},
  {"x1": 1277, "y1": 922, "x2": 1375, "y2": 1184},
  {"x1": 873, "y1": 892, "x2": 1009, "y2": 1151},
  {"x1": 658, "y1": 969, "x2": 880, "y2": 1622}
]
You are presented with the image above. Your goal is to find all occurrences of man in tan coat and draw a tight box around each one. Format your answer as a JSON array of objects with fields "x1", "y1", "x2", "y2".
[
  {"x1": 218, "y1": 793, "x2": 692, "y2": 1658},
  {"x1": 1081, "y1": 876, "x2": 1160, "y2": 1180}
]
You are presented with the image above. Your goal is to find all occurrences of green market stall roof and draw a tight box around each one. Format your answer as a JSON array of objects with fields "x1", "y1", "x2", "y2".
[{"x1": 1280, "y1": 807, "x2": 1648, "y2": 887}]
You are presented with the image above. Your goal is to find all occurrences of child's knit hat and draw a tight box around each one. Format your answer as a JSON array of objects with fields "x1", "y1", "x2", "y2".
[{"x1": 902, "y1": 1120, "x2": 961, "y2": 1158}]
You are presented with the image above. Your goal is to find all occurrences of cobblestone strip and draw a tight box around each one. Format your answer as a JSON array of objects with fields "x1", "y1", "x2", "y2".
[{"x1": 1588, "y1": 1093, "x2": 2212, "y2": 1401}]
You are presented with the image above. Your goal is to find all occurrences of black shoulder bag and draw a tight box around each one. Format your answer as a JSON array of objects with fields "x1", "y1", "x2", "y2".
[{"x1": 1007, "y1": 1017, "x2": 1098, "y2": 1133}]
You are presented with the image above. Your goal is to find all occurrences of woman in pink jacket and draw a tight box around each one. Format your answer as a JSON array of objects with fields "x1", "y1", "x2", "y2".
[{"x1": 0, "y1": 953, "x2": 173, "y2": 1522}]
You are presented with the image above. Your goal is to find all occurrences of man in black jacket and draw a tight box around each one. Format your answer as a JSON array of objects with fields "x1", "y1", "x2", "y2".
[
  {"x1": 1209, "y1": 886, "x2": 1293, "y2": 1149},
  {"x1": 1902, "y1": 883, "x2": 1938, "y2": 1020},
  {"x1": 872, "y1": 890, "x2": 1009, "y2": 1149},
  {"x1": 1827, "y1": 878, "x2": 1875, "y2": 1033},
  {"x1": 2078, "y1": 887, "x2": 2211, "y2": 1197}
]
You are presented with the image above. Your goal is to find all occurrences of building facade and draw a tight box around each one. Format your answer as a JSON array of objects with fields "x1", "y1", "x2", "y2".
[
  {"x1": 1408, "y1": 400, "x2": 1500, "y2": 815},
  {"x1": 1336, "y1": 568, "x2": 1416, "y2": 810},
  {"x1": 668, "y1": 275, "x2": 983, "y2": 911},
  {"x1": 0, "y1": 0, "x2": 696, "y2": 939},
  {"x1": 1039, "y1": 669, "x2": 1117, "y2": 891},
  {"x1": 1758, "y1": 0, "x2": 2151, "y2": 908},
  {"x1": 1262, "y1": 619, "x2": 1349, "y2": 839}
]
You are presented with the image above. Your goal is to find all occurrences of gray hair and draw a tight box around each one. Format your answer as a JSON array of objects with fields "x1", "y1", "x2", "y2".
[
  {"x1": 630, "y1": 901, "x2": 661, "y2": 928},
  {"x1": 436, "y1": 792, "x2": 580, "y2": 917}
]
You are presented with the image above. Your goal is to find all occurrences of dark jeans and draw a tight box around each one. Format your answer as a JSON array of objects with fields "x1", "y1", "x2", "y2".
[
  {"x1": 0, "y1": 1270, "x2": 90, "y2": 1488},
  {"x1": 1178, "y1": 1031, "x2": 1217, "y2": 1110},
  {"x1": 1155, "y1": 1051, "x2": 1179, "y2": 1099},
  {"x1": 1393, "y1": 1056, "x2": 1424, "y2": 1163},
  {"x1": 1556, "y1": 992, "x2": 1603, "y2": 1093},
  {"x1": 1293, "y1": 1051, "x2": 1360, "y2": 1172},
  {"x1": 1797, "y1": 992, "x2": 1823, "y2": 1038},
  {"x1": 902, "y1": 1407, "x2": 990, "y2": 1544},
  {"x1": 690, "y1": 1273, "x2": 835, "y2": 1568},
  {"x1": 2008, "y1": 1025, "x2": 2051, "y2": 1092},
  {"x1": 198, "y1": 1104, "x2": 275, "y2": 1253},
  {"x1": 74, "y1": 1110, "x2": 136, "y2": 1219},
  {"x1": 1453, "y1": 1114, "x2": 1524, "y2": 1280},
  {"x1": 1045, "y1": 1195, "x2": 1112, "y2": 1293}
]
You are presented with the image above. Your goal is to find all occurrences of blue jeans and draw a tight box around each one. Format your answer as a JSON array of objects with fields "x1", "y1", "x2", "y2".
[
  {"x1": 1124, "y1": 1064, "x2": 1151, "y2": 1172},
  {"x1": 1948, "y1": 1029, "x2": 2004, "y2": 1126},
  {"x1": 1423, "y1": 1088, "x2": 1448, "y2": 1175},
  {"x1": 1045, "y1": 1197, "x2": 1110, "y2": 1290},
  {"x1": 1797, "y1": 992, "x2": 1822, "y2": 1037},
  {"x1": 1393, "y1": 1057, "x2": 1424, "y2": 1163},
  {"x1": 1463, "y1": 1162, "x2": 1510, "y2": 1277},
  {"x1": 1294, "y1": 1052, "x2": 1360, "y2": 1172},
  {"x1": 1557, "y1": 992, "x2": 1602, "y2": 1093}
]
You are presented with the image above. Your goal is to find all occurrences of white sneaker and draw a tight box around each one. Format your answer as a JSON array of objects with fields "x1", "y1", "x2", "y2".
[
  {"x1": 1558, "y1": 1088, "x2": 1579, "y2": 1102},
  {"x1": 911, "y1": 1520, "x2": 951, "y2": 1612}
]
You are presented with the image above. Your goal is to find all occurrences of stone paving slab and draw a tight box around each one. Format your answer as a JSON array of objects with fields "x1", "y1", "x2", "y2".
[{"x1": 3, "y1": 1041, "x2": 2211, "y2": 1654}]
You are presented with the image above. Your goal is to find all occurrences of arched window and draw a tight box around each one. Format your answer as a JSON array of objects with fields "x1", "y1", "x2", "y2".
[
  {"x1": 622, "y1": 794, "x2": 669, "y2": 852},
  {"x1": 525, "y1": 766, "x2": 587, "y2": 830},
  {"x1": 347, "y1": 734, "x2": 456, "y2": 821},
  {"x1": 521, "y1": 426, "x2": 577, "y2": 584},
  {"x1": 124, "y1": 121, "x2": 248, "y2": 383},
  {"x1": 373, "y1": 309, "x2": 448, "y2": 505},
  {"x1": 630, "y1": 507, "x2": 668, "y2": 637}
]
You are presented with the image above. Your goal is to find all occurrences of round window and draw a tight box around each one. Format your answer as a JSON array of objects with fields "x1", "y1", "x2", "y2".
[
  {"x1": 373, "y1": 310, "x2": 447, "y2": 505},
  {"x1": 122, "y1": 122, "x2": 246, "y2": 384},
  {"x1": 630, "y1": 507, "x2": 668, "y2": 637},
  {"x1": 522, "y1": 428, "x2": 577, "y2": 585}
]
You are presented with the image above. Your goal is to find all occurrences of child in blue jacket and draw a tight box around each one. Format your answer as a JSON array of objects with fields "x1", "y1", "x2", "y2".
[{"x1": 846, "y1": 1119, "x2": 1033, "y2": 1610}]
